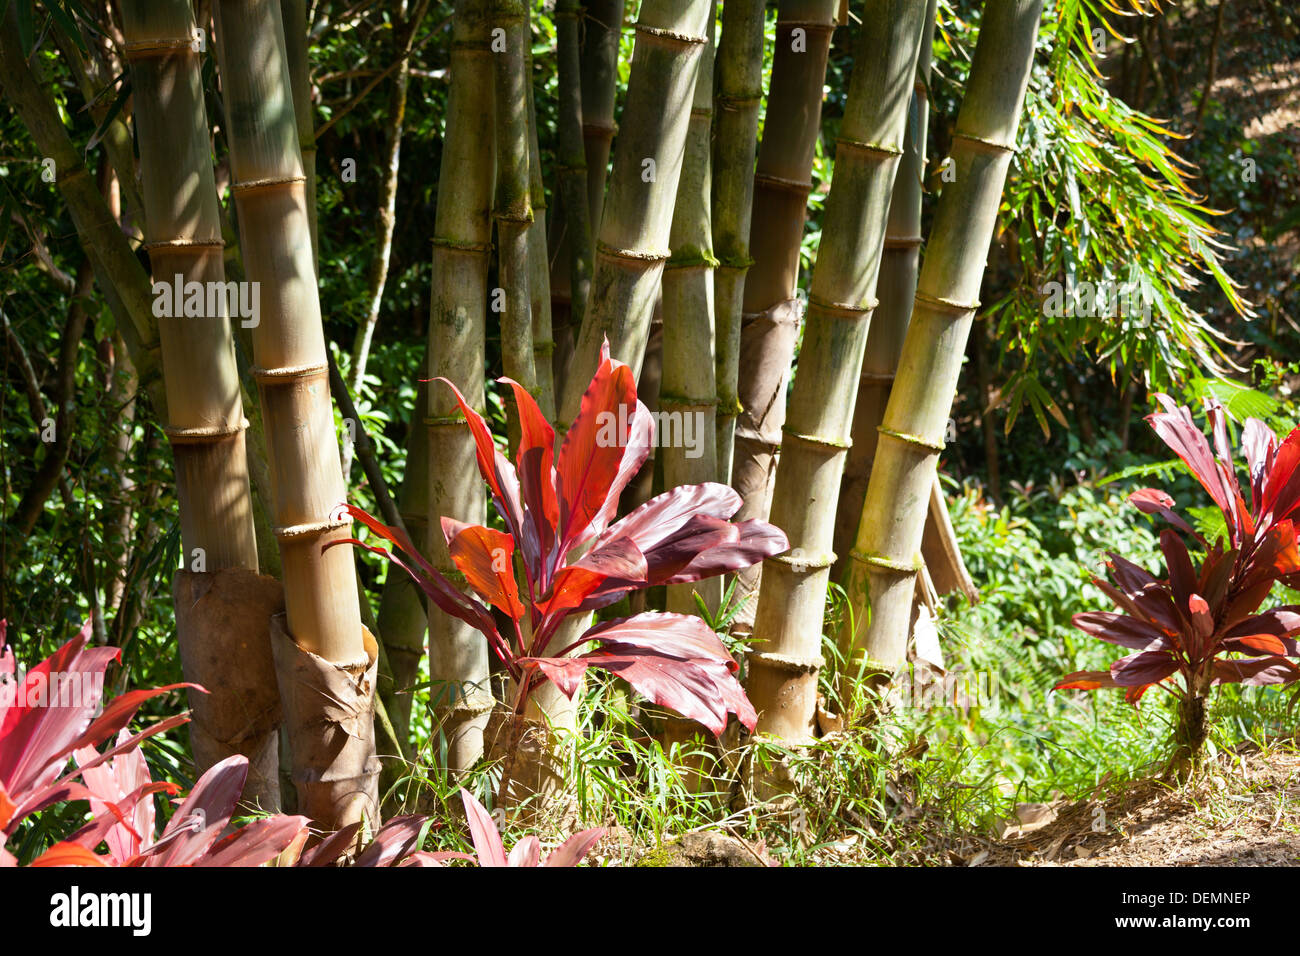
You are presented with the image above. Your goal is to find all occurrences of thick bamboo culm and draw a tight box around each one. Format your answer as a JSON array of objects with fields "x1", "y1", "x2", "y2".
[
  {"x1": 559, "y1": 0, "x2": 713, "y2": 425},
  {"x1": 281, "y1": 0, "x2": 317, "y2": 256},
  {"x1": 426, "y1": 0, "x2": 495, "y2": 771},
  {"x1": 524, "y1": 7, "x2": 556, "y2": 420},
  {"x1": 212, "y1": 0, "x2": 364, "y2": 665},
  {"x1": 843, "y1": 0, "x2": 1044, "y2": 674},
  {"x1": 493, "y1": 0, "x2": 538, "y2": 402},
  {"x1": 546, "y1": 0, "x2": 593, "y2": 403},
  {"x1": 662, "y1": 11, "x2": 718, "y2": 615},
  {"x1": 833, "y1": 0, "x2": 938, "y2": 581},
  {"x1": 580, "y1": 0, "x2": 625, "y2": 232},
  {"x1": 746, "y1": 0, "x2": 928, "y2": 744},
  {"x1": 120, "y1": 2, "x2": 258, "y2": 573},
  {"x1": 727, "y1": 0, "x2": 837, "y2": 626},
  {"x1": 711, "y1": 0, "x2": 766, "y2": 485}
]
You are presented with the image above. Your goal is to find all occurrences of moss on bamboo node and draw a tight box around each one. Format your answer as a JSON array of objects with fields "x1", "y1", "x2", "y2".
[
  {"x1": 665, "y1": 247, "x2": 720, "y2": 269},
  {"x1": 715, "y1": 255, "x2": 755, "y2": 271},
  {"x1": 715, "y1": 396, "x2": 744, "y2": 417},
  {"x1": 876, "y1": 425, "x2": 945, "y2": 453},
  {"x1": 424, "y1": 414, "x2": 469, "y2": 428},
  {"x1": 431, "y1": 238, "x2": 493, "y2": 253}
]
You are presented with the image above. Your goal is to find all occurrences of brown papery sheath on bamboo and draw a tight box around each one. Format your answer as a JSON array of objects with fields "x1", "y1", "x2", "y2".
[
  {"x1": 119, "y1": 0, "x2": 281, "y2": 809},
  {"x1": 426, "y1": 0, "x2": 495, "y2": 772},
  {"x1": 843, "y1": 0, "x2": 1044, "y2": 676},
  {"x1": 213, "y1": 0, "x2": 376, "y2": 829},
  {"x1": 746, "y1": 0, "x2": 928, "y2": 745}
]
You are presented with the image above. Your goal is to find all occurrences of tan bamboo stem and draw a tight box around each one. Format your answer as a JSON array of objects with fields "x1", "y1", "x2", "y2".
[
  {"x1": 662, "y1": 11, "x2": 719, "y2": 615},
  {"x1": 747, "y1": 0, "x2": 928, "y2": 744},
  {"x1": 711, "y1": 0, "x2": 766, "y2": 484},
  {"x1": 833, "y1": 0, "x2": 936, "y2": 580},
  {"x1": 560, "y1": 0, "x2": 713, "y2": 425},
  {"x1": 842, "y1": 0, "x2": 1044, "y2": 675},
  {"x1": 727, "y1": 0, "x2": 837, "y2": 628},
  {"x1": 214, "y1": 0, "x2": 376, "y2": 829},
  {"x1": 426, "y1": 0, "x2": 495, "y2": 771}
]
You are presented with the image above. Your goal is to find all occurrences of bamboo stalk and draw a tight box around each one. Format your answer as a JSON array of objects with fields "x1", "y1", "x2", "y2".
[
  {"x1": 727, "y1": 0, "x2": 837, "y2": 630},
  {"x1": 214, "y1": 0, "x2": 376, "y2": 829},
  {"x1": 746, "y1": 0, "x2": 928, "y2": 744},
  {"x1": 711, "y1": 0, "x2": 766, "y2": 485},
  {"x1": 426, "y1": 0, "x2": 495, "y2": 771},
  {"x1": 545, "y1": 0, "x2": 590, "y2": 413},
  {"x1": 524, "y1": 5, "x2": 556, "y2": 420},
  {"x1": 841, "y1": 0, "x2": 1044, "y2": 676},
  {"x1": 832, "y1": 0, "x2": 936, "y2": 580},
  {"x1": 492, "y1": 0, "x2": 537, "y2": 404},
  {"x1": 580, "y1": 0, "x2": 625, "y2": 232},
  {"x1": 662, "y1": 10, "x2": 719, "y2": 615},
  {"x1": 560, "y1": 0, "x2": 713, "y2": 425}
]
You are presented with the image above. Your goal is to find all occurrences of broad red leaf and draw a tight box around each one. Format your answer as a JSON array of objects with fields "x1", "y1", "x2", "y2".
[
  {"x1": 543, "y1": 827, "x2": 606, "y2": 867},
  {"x1": 198, "y1": 814, "x2": 311, "y2": 868},
  {"x1": 1110, "y1": 650, "x2": 1179, "y2": 687},
  {"x1": 446, "y1": 523, "x2": 525, "y2": 619},
  {"x1": 500, "y1": 377, "x2": 559, "y2": 581},
  {"x1": 1071, "y1": 612, "x2": 1167, "y2": 650},
  {"x1": 140, "y1": 755, "x2": 247, "y2": 867},
  {"x1": 1214, "y1": 657, "x2": 1300, "y2": 686},
  {"x1": 353, "y1": 815, "x2": 430, "y2": 867},
  {"x1": 459, "y1": 790, "x2": 507, "y2": 867},
  {"x1": 29, "y1": 842, "x2": 108, "y2": 867}
]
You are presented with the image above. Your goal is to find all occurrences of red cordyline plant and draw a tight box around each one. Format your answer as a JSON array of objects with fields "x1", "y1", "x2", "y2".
[
  {"x1": 1056, "y1": 395, "x2": 1300, "y2": 778},
  {"x1": 333, "y1": 342, "x2": 788, "y2": 777},
  {"x1": 1, "y1": 620, "x2": 434, "y2": 867}
]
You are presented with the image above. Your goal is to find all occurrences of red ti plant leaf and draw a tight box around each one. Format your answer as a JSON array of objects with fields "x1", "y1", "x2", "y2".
[
  {"x1": 340, "y1": 343, "x2": 789, "y2": 738},
  {"x1": 452, "y1": 789, "x2": 604, "y2": 867},
  {"x1": 445, "y1": 521, "x2": 526, "y2": 620}
]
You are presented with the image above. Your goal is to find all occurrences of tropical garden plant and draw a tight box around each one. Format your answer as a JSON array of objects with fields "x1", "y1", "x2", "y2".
[
  {"x1": 1056, "y1": 395, "x2": 1300, "y2": 779},
  {"x1": 334, "y1": 343, "x2": 788, "y2": 795}
]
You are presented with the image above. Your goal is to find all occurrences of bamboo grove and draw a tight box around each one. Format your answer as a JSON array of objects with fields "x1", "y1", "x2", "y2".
[{"x1": 2, "y1": 0, "x2": 1279, "y2": 854}]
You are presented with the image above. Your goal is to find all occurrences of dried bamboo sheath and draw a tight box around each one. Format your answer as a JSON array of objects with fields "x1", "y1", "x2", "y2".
[{"x1": 747, "y1": 0, "x2": 928, "y2": 744}]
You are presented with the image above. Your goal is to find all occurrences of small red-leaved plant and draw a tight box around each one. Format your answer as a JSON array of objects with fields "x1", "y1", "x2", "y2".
[
  {"x1": 334, "y1": 342, "x2": 788, "y2": 737},
  {"x1": 1056, "y1": 395, "x2": 1300, "y2": 777}
]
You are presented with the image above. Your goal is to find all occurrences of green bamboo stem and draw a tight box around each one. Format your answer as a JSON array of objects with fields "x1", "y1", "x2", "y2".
[
  {"x1": 842, "y1": 0, "x2": 1044, "y2": 675},
  {"x1": 492, "y1": 0, "x2": 538, "y2": 404},
  {"x1": 711, "y1": 0, "x2": 766, "y2": 485},
  {"x1": 746, "y1": 0, "x2": 928, "y2": 744},
  {"x1": 833, "y1": 0, "x2": 937, "y2": 580},
  {"x1": 560, "y1": 0, "x2": 712, "y2": 426},
  {"x1": 281, "y1": 0, "x2": 317, "y2": 254},
  {"x1": 524, "y1": 6, "x2": 556, "y2": 420},
  {"x1": 579, "y1": 0, "x2": 625, "y2": 232},
  {"x1": 426, "y1": 0, "x2": 495, "y2": 771},
  {"x1": 662, "y1": 11, "x2": 719, "y2": 615},
  {"x1": 728, "y1": 0, "x2": 837, "y2": 629},
  {"x1": 546, "y1": 0, "x2": 591, "y2": 409}
]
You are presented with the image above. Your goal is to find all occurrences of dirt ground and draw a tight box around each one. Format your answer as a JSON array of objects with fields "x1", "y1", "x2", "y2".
[{"x1": 969, "y1": 742, "x2": 1300, "y2": 867}]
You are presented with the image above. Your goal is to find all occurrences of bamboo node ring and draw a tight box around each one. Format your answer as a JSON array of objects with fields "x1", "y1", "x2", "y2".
[
  {"x1": 849, "y1": 549, "x2": 921, "y2": 575},
  {"x1": 780, "y1": 426, "x2": 850, "y2": 451},
  {"x1": 883, "y1": 234, "x2": 923, "y2": 249},
  {"x1": 633, "y1": 24, "x2": 708, "y2": 45},
  {"x1": 752, "y1": 172, "x2": 812, "y2": 194},
  {"x1": 143, "y1": 238, "x2": 225, "y2": 251},
  {"x1": 835, "y1": 137, "x2": 904, "y2": 159},
  {"x1": 876, "y1": 425, "x2": 945, "y2": 453},
  {"x1": 164, "y1": 419, "x2": 248, "y2": 444},
  {"x1": 232, "y1": 175, "x2": 307, "y2": 195},
  {"x1": 914, "y1": 290, "x2": 980, "y2": 314},
  {"x1": 123, "y1": 38, "x2": 199, "y2": 58},
  {"x1": 251, "y1": 362, "x2": 329, "y2": 382},
  {"x1": 858, "y1": 370, "x2": 896, "y2": 385},
  {"x1": 951, "y1": 131, "x2": 1017, "y2": 154},
  {"x1": 747, "y1": 650, "x2": 824, "y2": 674},
  {"x1": 274, "y1": 517, "x2": 350, "y2": 540},
  {"x1": 595, "y1": 241, "x2": 671, "y2": 263},
  {"x1": 807, "y1": 294, "x2": 878, "y2": 317}
]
